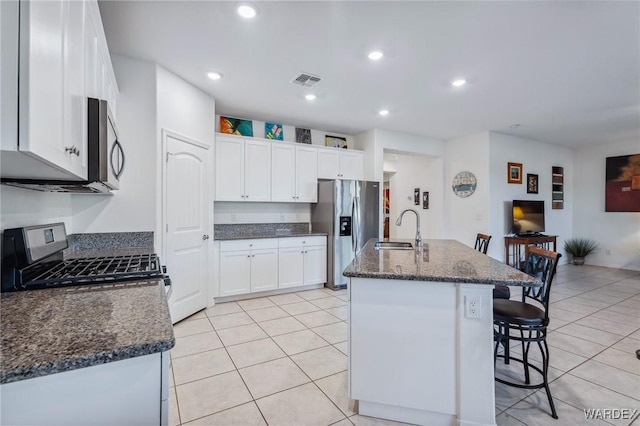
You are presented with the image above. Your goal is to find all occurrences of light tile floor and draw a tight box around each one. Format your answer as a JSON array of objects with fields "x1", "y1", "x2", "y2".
[{"x1": 170, "y1": 264, "x2": 640, "y2": 426}]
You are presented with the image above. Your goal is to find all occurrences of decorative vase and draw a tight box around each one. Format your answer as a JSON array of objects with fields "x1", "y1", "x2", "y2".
[{"x1": 573, "y1": 257, "x2": 585, "y2": 265}]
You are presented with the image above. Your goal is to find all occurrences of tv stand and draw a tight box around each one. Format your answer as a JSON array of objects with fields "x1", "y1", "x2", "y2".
[{"x1": 505, "y1": 235, "x2": 557, "y2": 269}]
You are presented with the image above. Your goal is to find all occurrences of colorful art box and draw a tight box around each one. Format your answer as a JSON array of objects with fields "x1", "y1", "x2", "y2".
[
  {"x1": 605, "y1": 154, "x2": 640, "y2": 212},
  {"x1": 220, "y1": 116, "x2": 253, "y2": 137},
  {"x1": 265, "y1": 123, "x2": 283, "y2": 140}
]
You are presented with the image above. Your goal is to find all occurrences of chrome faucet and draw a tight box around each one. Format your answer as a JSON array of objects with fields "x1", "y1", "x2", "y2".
[{"x1": 396, "y1": 209, "x2": 422, "y2": 247}]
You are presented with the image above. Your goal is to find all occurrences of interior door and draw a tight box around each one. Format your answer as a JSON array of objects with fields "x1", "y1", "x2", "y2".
[{"x1": 164, "y1": 132, "x2": 211, "y2": 323}]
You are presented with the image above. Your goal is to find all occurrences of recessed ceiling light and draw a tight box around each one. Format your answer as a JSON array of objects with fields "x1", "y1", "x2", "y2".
[
  {"x1": 207, "y1": 71, "x2": 222, "y2": 80},
  {"x1": 237, "y1": 4, "x2": 257, "y2": 19},
  {"x1": 451, "y1": 79, "x2": 467, "y2": 87},
  {"x1": 379, "y1": 109, "x2": 389, "y2": 116},
  {"x1": 368, "y1": 51, "x2": 384, "y2": 61},
  {"x1": 305, "y1": 94, "x2": 316, "y2": 101}
]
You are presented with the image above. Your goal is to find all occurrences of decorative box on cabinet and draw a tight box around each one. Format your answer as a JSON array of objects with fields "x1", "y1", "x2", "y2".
[
  {"x1": 317, "y1": 147, "x2": 364, "y2": 180},
  {"x1": 552, "y1": 166, "x2": 564, "y2": 209},
  {"x1": 218, "y1": 239, "x2": 279, "y2": 297},
  {"x1": 215, "y1": 136, "x2": 271, "y2": 202}
]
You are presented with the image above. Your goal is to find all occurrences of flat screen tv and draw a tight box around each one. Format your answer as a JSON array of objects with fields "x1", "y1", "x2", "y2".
[{"x1": 512, "y1": 200, "x2": 545, "y2": 235}]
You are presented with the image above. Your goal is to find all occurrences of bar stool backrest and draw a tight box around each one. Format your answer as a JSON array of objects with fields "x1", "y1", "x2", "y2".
[
  {"x1": 522, "y1": 246, "x2": 562, "y2": 322},
  {"x1": 474, "y1": 233, "x2": 492, "y2": 254}
]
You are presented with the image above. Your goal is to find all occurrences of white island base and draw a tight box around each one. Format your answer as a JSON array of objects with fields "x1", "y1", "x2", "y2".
[{"x1": 349, "y1": 277, "x2": 496, "y2": 426}]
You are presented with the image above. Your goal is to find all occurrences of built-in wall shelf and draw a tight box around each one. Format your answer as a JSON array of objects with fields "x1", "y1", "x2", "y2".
[{"x1": 552, "y1": 166, "x2": 564, "y2": 209}]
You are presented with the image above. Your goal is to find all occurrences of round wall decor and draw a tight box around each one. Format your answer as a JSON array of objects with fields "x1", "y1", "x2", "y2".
[{"x1": 452, "y1": 171, "x2": 477, "y2": 198}]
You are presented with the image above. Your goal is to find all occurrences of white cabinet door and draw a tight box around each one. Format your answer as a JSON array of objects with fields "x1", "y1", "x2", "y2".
[
  {"x1": 295, "y1": 146, "x2": 318, "y2": 202},
  {"x1": 84, "y1": 3, "x2": 100, "y2": 99},
  {"x1": 219, "y1": 251, "x2": 251, "y2": 296},
  {"x1": 278, "y1": 247, "x2": 305, "y2": 288},
  {"x1": 317, "y1": 149, "x2": 340, "y2": 179},
  {"x1": 304, "y1": 245, "x2": 327, "y2": 285},
  {"x1": 244, "y1": 139, "x2": 271, "y2": 202},
  {"x1": 271, "y1": 144, "x2": 296, "y2": 202},
  {"x1": 64, "y1": 0, "x2": 87, "y2": 178},
  {"x1": 250, "y1": 249, "x2": 278, "y2": 292},
  {"x1": 215, "y1": 137, "x2": 245, "y2": 201},
  {"x1": 340, "y1": 151, "x2": 364, "y2": 181}
]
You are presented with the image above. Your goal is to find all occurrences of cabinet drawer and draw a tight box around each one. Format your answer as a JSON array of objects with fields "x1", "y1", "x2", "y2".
[
  {"x1": 278, "y1": 236, "x2": 326, "y2": 248},
  {"x1": 220, "y1": 238, "x2": 278, "y2": 252}
]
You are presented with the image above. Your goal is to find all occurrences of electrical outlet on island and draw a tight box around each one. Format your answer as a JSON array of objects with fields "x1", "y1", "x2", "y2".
[{"x1": 465, "y1": 296, "x2": 482, "y2": 319}]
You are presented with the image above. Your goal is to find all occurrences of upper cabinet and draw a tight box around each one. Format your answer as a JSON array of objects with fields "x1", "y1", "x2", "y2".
[
  {"x1": 0, "y1": 0, "x2": 118, "y2": 180},
  {"x1": 271, "y1": 143, "x2": 318, "y2": 203},
  {"x1": 317, "y1": 147, "x2": 364, "y2": 180},
  {"x1": 215, "y1": 136, "x2": 271, "y2": 201}
]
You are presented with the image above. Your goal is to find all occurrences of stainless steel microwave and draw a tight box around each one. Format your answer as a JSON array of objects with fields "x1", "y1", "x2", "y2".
[{"x1": 1, "y1": 98, "x2": 125, "y2": 193}]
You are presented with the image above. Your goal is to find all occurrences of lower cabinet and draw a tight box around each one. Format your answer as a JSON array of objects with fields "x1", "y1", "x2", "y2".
[
  {"x1": 219, "y1": 239, "x2": 279, "y2": 297},
  {"x1": 218, "y1": 236, "x2": 327, "y2": 297},
  {"x1": 278, "y1": 237, "x2": 327, "y2": 289}
]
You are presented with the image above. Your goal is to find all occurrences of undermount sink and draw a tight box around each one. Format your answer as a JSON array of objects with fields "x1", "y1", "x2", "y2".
[{"x1": 374, "y1": 241, "x2": 414, "y2": 250}]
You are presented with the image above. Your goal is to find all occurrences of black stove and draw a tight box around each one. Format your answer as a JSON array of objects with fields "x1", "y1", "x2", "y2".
[{"x1": 2, "y1": 223, "x2": 169, "y2": 292}]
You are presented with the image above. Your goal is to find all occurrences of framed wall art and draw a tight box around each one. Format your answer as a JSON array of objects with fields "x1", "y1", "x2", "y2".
[
  {"x1": 527, "y1": 174, "x2": 539, "y2": 194},
  {"x1": 605, "y1": 154, "x2": 640, "y2": 212},
  {"x1": 220, "y1": 116, "x2": 253, "y2": 137},
  {"x1": 325, "y1": 135, "x2": 347, "y2": 149},
  {"x1": 507, "y1": 162, "x2": 523, "y2": 184},
  {"x1": 265, "y1": 123, "x2": 283, "y2": 140},
  {"x1": 295, "y1": 128, "x2": 312, "y2": 144}
]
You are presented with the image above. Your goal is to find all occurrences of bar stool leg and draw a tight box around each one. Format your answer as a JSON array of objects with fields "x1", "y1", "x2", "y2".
[{"x1": 539, "y1": 339, "x2": 558, "y2": 419}]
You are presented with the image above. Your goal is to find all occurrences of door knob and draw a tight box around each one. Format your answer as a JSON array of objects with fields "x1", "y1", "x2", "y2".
[{"x1": 202, "y1": 234, "x2": 210, "y2": 240}]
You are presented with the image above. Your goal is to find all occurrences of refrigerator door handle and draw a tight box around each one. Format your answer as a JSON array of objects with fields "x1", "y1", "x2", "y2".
[
  {"x1": 354, "y1": 197, "x2": 360, "y2": 252},
  {"x1": 351, "y1": 198, "x2": 357, "y2": 252}
]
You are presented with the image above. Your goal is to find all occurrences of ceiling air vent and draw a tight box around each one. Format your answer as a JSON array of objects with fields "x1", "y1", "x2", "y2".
[{"x1": 292, "y1": 72, "x2": 322, "y2": 87}]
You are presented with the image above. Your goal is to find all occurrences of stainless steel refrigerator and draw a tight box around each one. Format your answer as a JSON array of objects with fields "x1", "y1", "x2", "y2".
[{"x1": 311, "y1": 180, "x2": 380, "y2": 290}]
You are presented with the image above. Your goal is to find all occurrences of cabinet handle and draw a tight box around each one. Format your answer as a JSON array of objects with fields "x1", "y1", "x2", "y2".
[
  {"x1": 252, "y1": 255, "x2": 255, "y2": 257},
  {"x1": 301, "y1": 251, "x2": 304, "y2": 254},
  {"x1": 247, "y1": 255, "x2": 251, "y2": 258},
  {"x1": 65, "y1": 146, "x2": 80, "y2": 156}
]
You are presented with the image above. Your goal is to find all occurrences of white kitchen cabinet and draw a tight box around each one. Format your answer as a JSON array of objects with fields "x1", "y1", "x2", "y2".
[
  {"x1": 0, "y1": 0, "x2": 118, "y2": 180},
  {"x1": 1, "y1": 352, "x2": 168, "y2": 425},
  {"x1": 278, "y1": 236, "x2": 327, "y2": 289},
  {"x1": 296, "y1": 146, "x2": 318, "y2": 202},
  {"x1": 278, "y1": 247, "x2": 305, "y2": 288},
  {"x1": 219, "y1": 239, "x2": 279, "y2": 296},
  {"x1": 215, "y1": 136, "x2": 271, "y2": 202},
  {"x1": 317, "y1": 147, "x2": 364, "y2": 180},
  {"x1": 271, "y1": 143, "x2": 318, "y2": 203}
]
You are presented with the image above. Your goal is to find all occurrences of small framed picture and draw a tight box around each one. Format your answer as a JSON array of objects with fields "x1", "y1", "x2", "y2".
[
  {"x1": 422, "y1": 192, "x2": 429, "y2": 209},
  {"x1": 414, "y1": 188, "x2": 420, "y2": 205},
  {"x1": 325, "y1": 135, "x2": 347, "y2": 148},
  {"x1": 527, "y1": 174, "x2": 539, "y2": 194},
  {"x1": 507, "y1": 162, "x2": 523, "y2": 184}
]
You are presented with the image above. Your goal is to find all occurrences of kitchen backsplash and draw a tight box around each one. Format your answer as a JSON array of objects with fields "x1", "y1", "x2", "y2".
[
  {"x1": 214, "y1": 223, "x2": 310, "y2": 239},
  {"x1": 66, "y1": 232, "x2": 154, "y2": 253}
]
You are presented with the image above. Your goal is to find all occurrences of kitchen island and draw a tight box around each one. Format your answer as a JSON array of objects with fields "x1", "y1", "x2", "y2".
[{"x1": 343, "y1": 239, "x2": 539, "y2": 426}]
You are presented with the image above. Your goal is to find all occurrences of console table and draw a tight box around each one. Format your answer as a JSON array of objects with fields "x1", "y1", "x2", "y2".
[{"x1": 504, "y1": 235, "x2": 557, "y2": 269}]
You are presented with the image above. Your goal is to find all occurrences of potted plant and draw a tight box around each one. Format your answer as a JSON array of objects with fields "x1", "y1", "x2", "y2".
[{"x1": 564, "y1": 238, "x2": 598, "y2": 265}]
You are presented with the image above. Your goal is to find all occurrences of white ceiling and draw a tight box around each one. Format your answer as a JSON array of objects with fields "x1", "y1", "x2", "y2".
[{"x1": 99, "y1": 1, "x2": 640, "y2": 148}]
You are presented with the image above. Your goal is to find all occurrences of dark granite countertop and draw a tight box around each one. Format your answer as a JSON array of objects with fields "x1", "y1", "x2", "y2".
[
  {"x1": 215, "y1": 231, "x2": 328, "y2": 241},
  {"x1": 0, "y1": 279, "x2": 175, "y2": 384},
  {"x1": 343, "y1": 239, "x2": 540, "y2": 287}
]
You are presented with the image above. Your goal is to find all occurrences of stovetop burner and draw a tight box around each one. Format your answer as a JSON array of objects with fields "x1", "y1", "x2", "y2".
[{"x1": 21, "y1": 254, "x2": 162, "y2": 288}]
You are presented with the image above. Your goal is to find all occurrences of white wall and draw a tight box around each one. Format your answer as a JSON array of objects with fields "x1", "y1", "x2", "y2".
[
  {"x1": 214, "y1": 202, "x2": 310, "y2": 224},
  {"x1": 573, "y1": 139, "x2": 640, "y2": 270},
  {"x1": 387, "y1": 154, "x2": 444, "y2": 240},
  {"x1": 355, "y1": 129, "x2": 445, "y2": 237},
  {"x1": 444, "y1": 132, "x2": 490, "y2": 249},
  {"x1": 488, "y1": 132, "x2": 574, "y2": 263},
  {"x1": 71, "y1": 56, "x2": 158, "y2": 234},
  {"x1": 0, "y1": 186, "x2": 72, "y2": 230}
]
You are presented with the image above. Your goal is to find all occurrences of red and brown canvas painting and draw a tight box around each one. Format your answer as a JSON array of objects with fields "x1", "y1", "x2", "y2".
[{"x1": 605, "y1": 154, "x2": 640, "y2": 212}]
